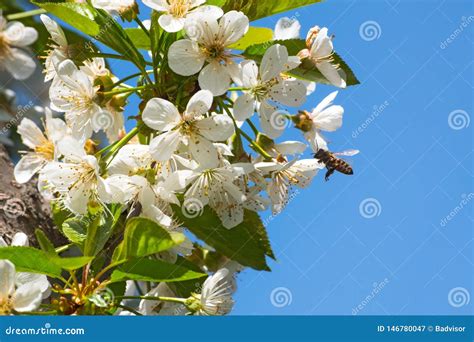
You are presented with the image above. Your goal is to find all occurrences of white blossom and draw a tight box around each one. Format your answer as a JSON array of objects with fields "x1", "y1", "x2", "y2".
[
  {"x1": 299, "y1": 26, "x2": 346, "y2": 88},
  {"x1": 184, "y1": 163, "x2": 254, "y2": 228},
  {"x1": 0, "y1": 260, "x2": 49, "y2": 315},
  {"x1": 41, "y1": 136, "x2": 110, "y2": 215},
  {"x1": 40, "y1": 15, "x2": 69, "y2": 82},
  {"x1": 91, "y1": 0, "x2": 135, "y2": 14},
  {"x1": 14, "y1": 108, "x2": 68, "y2": 183},
  {"x1": 304, "y1": 91, "x2": 344, "y2": 151},
  {"x1": 233, "y1": 44, "x2": 307, "y2": 138},
  {"x1": 143, "y1": 0, "x2": 218, "y2": 33},
  {"x1": 142, "y1": 90, "x2": 234, "y2": 168},
  {"x1": 49, "y1": 59, "x2": 102, "y2": 141},
  {"x1": 256, "y1": 157, "x2": 323, "y2": 214},
  {"x1": 0, "y1": 15, "x2": 38, "y2": 80},
  {"x1": 194, "y1": 268, "x2": 234, "y2": 315},
  {"x1": 168, "y1": 10, "x2": 248, "y2": 95},
  {"x1": 274, "y1": 17, "x2": 301, "y2": 40}
]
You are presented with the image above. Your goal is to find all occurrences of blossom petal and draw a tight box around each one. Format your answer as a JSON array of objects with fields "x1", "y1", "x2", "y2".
[
  {"x1": 258, "y1": 103, "x2": 286, "y2": 139},
  {"x1": 218, "y1": 11, "x2": 249, "y2": 45},
  {"x1": 233, "y1": 93, "x2": 256, "y2": 121},
  {"x1": 198, "y1": 62, "x2": 231, "y2": 96},
  {"x1": 0, "y1": 260, "x2": 15, "y2": 299},
  {"x1": 312, "y1": 104, "x2": 344, "y2": 131},
  {"x1": 270, "y1": 79, "x2": 307, "y2": 107},
  {"x1": 168, "y1": 39, "x2": 205, "y2": 76},
  {"x1": 149, "y1": 131, "x2": 182, "y2": 162},
  {"x1": 196, "y1": 115, "x2": 234, "y2": 142},
  {"x1": 14, "y1": 154, "x2": 45, "y2": 184},
  {"x1": 17, "y1": 118, "x2": 46, "y2": 149},
  {"x1": 5, "y1": 22, "x2": 38, "y2": 46},
  {"x1": 4, "y1": 49, "x2": 36, "y2": 80},
  {"x1": 188, "y1": 134, "x2": 219, "y2": 168},
  {"x1": 260, "y1": 44, "x2": 288, "y2": 82},
  {"x1": 143, "y1": 98, "x2": 181, "y2": 131},
  {"x1": 142, "y1": 0, "x2": 169, "y2": 11},
  {"x1": 317, "y1": 60, "x2": 346, "y2": 88},
  {"x1": 274, "y1": 17, "x2": 301, "y2": 40},
  {"x1": 13, "y1": 282, "x2": 43, "y2": 312},
  {"x1": 185, "y1": 90, "x2": 214, "y2": 120},
  {"x1": 40, "y1": 15, "x2": 67, "y2": 46},
  {"x1": 159, "y1": 14, "x2": 185, "y2": 33}
]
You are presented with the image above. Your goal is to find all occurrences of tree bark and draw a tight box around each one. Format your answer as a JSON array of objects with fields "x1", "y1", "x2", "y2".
[{"x1": 0, "y1": 145, "x2": 65, "y2": 246}]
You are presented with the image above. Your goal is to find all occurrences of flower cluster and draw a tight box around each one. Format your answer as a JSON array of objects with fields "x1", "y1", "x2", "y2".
[{"x1": 3, "y1": 0, "x2": 355, "y2": 316}]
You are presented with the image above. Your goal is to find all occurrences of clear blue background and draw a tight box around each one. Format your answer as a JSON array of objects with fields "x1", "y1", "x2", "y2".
[
  {"x1": 95, "y1": 0, "x2": 474, "y2": 315},
  {"x1": 15, "y1": 0, "x2": 474, "y2": 316}
]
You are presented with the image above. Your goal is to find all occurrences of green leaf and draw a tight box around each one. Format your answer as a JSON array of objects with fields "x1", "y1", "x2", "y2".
[
  {"x1": 112, "y1": 217, "x2": 185, "y2": 263},
  {"x1": 243, "y1": 39, "x2": 360, "y2": 86},
  {"x1": 173, "y1": 205, "x2": 274, "y2": 271},
  {"x1": 109, "y1": 258, "x2": 207, "y2": 283},
  {"x1": 62, "y1": 217, "x2": 87, "y2": 246},
  {"x1": 125, "y1": 28, "x2": 151, "y2": 50},
  {"x1": 32, "y1": 2, "x2": 100, "y2": 36},
  {"x1": 206, "y1": 0, "x2": 323, "y2": 21},
  {"x1": 35, "y1": 229, "x2": 57, "y2": 256},
  {"x1": 0, "y1": 247, "x2": 92, "y2": 277},
  {"x1": 33, "y1": 2, "x2": 147, "y2": 70},
  {"x1": 0, "y1": 247, "x2": 62, "y2": 278},
  {"x1": 229, "y1": 27, "x2": 273, "y2": 51},
  {"x1": 51, "y1": 201, "x2": 73, "y2": 230},
  {"x1": 52, "y1": 256, "x2": 93, "y2": 271},
  {"x1": 84, "y1": 205, "x2": 122, "y2": 257}
]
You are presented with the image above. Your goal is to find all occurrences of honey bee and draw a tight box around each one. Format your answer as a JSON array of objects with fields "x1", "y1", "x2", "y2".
[{"x1": 314, "y1": 148, "x2": 359, "y2": 181}]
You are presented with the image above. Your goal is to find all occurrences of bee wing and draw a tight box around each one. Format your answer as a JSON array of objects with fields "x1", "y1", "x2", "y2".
[{"x1": 333, "y1": 149, "x2": 360, "y2": 157}]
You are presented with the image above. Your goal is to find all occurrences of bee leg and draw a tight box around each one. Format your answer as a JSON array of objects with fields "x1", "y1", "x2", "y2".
[{"x1": 325, "y1": 167, "x2": 335, "y2": 181}]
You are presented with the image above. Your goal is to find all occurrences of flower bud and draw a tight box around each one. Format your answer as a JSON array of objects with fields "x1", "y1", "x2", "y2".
[{"x1": 292, "y1": 111, "x2": 313, "y2": 132}]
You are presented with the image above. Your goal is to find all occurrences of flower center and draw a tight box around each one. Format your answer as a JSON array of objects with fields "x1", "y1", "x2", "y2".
[
  {"x1": 35, "y1": 140, "x2": 55, "y2": 160},
  {"x1": 0, "y1": 295, "x2": 13, "y2": 315},
  {"x1": 0, "y1": 33, "x2": 12, "y2": 61},
  {"x1": 202, "y1": 43, "x2": 227, "y2": 62},
  {"x1": 251, "y1": 79, "x2": 278, "y2": 102},
  {"x1": 169, "y1": 0, "x2": 191, "y2": 18}
]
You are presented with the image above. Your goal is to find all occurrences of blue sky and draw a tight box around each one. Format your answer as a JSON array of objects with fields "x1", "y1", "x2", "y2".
[
  {"x1": 108, "y1": 0, "x2": 474, "y2": 315},
  {"x1": 17, "y1": 0, "x2": 473, "y2": 316}
]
